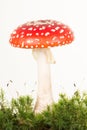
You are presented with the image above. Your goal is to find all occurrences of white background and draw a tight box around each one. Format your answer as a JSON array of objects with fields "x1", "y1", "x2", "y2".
[{"x1": 0, "y1": 0, "x2": 87, "y2": 101}]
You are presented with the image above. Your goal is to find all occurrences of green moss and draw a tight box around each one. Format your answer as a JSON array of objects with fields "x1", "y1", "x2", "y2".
[{"x1": 0, "y1": 88, "x2": 87, "y2": 130}]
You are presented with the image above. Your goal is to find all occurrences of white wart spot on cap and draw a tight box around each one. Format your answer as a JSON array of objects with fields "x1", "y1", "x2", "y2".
[
  {"x1": 59, "y1": 29, "x2": 64, "y2": 33},
  {"x1": 67, "y1": 35, "x2": 71, "y2": 38},
  {"x1": 62, "y1": 41, "x2": 65, "y2": 45},
  {"x1": 62, "y1": 25, "x2": 67, "y2": 29},
  {"x1": 22, "y1": 27, "x2": 26, "y2": 30},
  {"x1": 51, "y1": 29, "x2": 56, "y2": 32},
  {"x1": 26, "y1": 33, "x2": 32, "y2": 36},
  {"x1": 25, "y1": 45, "x2": 29, "y2": 48},
  {"x1": 34, "y1": 39, "x2": 40, "y2": 42},
  {"x1": 51, "y1": 42, "x2": 54, "y2": 45},
  {"x1": 27, "y1": 40, "x2": 33, "y2": 44},
  {"x1": 17, "y1": 44, "x2": 20, "y2": 48},
  {"x1": 48, "y1": 25, "x2": 52, "y2": 28},
  {"x1": 21, "y1": 32, "x2": 24, "y2": 34},
  {"x1": 30, "y1": 45, "x2": 34, "y2": 48},
  {"x1": 41, "y1": 45, "x2": 44, "y2": 48},
  {"x1": 12, "y1": 36, "x2": 16, "y2": 39},
  {"x1": 60, "y1": 36, "x2": 65, "y2": 39},
  {"x1": 16, "y1": 34, "x2": 19, "y2": 38},
  {"x1": 33, "y1": 28, "x2": 37, "y2": 31},
  {"x1": 41, "y1": 32, "x2": 44, "y2": 36},
  {"x1": 52, "y1": 36, "x2": 58, "y2": 41},
  {"x1": 12, "y1": 31, "x2": 16, "y2": 34},
  {"x1": 39, "y1": 26, "x2": 46, "y2": 30},
  {"x1": 51, "y1": 23, "x2": 55, "y2": 26},
  {"x1": 28, "y1": 27, "x2": 33, "y2": 30},
  {"x1": 20, "y1": 35, "x2": 24, "y2": 38},
  {"x1": 36, "y1": 25, "x2": 39, "y2": 28},
  {"x1": 35, "y1": 33, "x2": 39, "y2": 36},
  {"x1": 69, "y1": 31, "x2": 72, "y2": 34},
  {"x1": 9, "y1": 38, "x2": 12, "y2": 42},
  {"x1": 57, "y1": 22, "x2": 62, "y2": 25},
  {"x1": 58, "y1": 41, "x2": 61, "y2": 44},
  {"x1": 55, "y1": 26, "x2": 60, "y2": 30},
  {"x1": 46, "y1": 41, "x2": 50, "y2": 44},
  {"x1": 45, "y1": 32, "x2": 50, "y2": 36},
  {"x1": 35, "y1": 45, "x2": 38, "y2": 48},
  {"x1": 65, "y1": 41, "x2": 69, "y2": 44}
]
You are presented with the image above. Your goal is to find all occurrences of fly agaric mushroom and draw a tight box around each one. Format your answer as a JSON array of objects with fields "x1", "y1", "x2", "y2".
[{"x1": 9, "y1": 20, "x2": 74, "y2": 113}]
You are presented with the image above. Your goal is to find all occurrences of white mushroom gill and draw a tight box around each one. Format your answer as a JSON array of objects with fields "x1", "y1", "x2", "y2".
[{"x1": 32, "y1": 48, "x2": 55, "y2": 113}]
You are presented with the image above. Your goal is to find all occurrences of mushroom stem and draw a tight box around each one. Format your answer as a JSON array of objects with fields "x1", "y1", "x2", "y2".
[{"x1": 32, "y1": 48, "x2": 55, "y2": 113}]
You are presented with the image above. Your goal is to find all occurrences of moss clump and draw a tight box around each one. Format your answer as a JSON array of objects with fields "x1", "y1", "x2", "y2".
[{"x1": 0, "y1": 88, "x2": 87, "y2": 130}]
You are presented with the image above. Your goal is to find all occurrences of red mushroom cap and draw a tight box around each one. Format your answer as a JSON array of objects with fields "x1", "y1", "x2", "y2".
[{"x1": 9, "y1": 20, "x2": 74, "y2": 49}]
